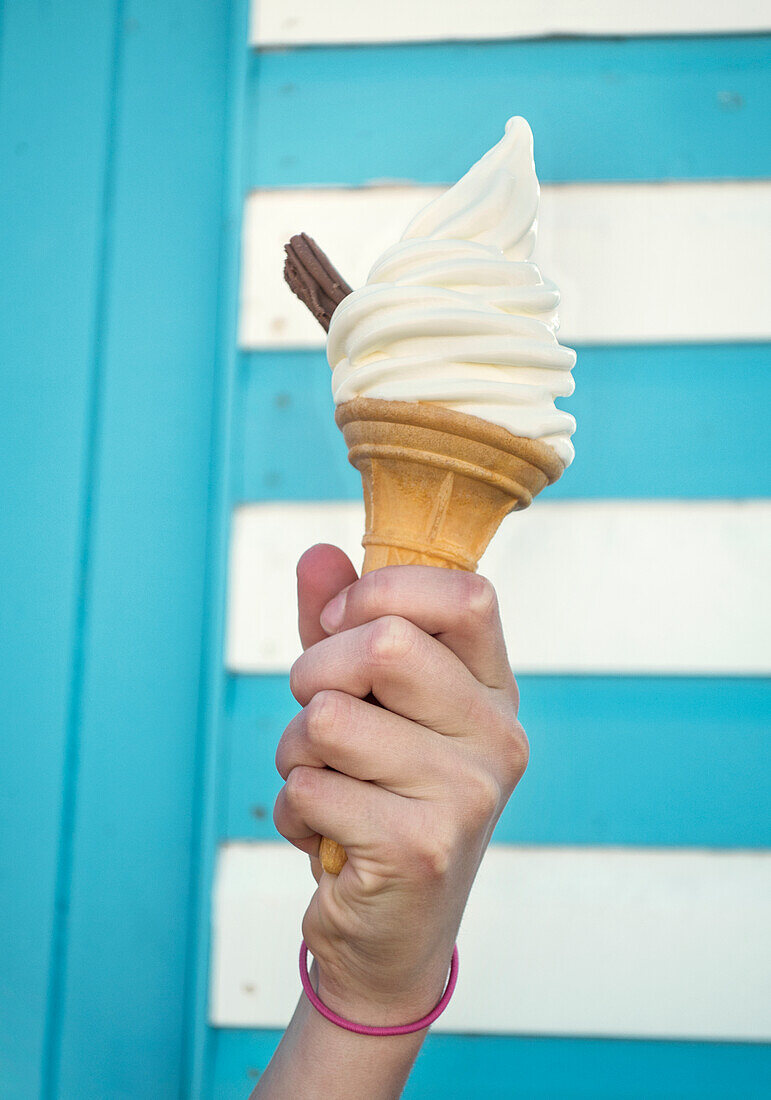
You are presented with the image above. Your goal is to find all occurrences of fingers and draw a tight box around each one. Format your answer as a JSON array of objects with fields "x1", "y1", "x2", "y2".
[
  {"x1": 290, "y1": 614, "x2": 498, "y2": 739},
  {"x1": 273, "y1": 763, "x2": 417, "y2": 863},
  {"x1": 276, "y1": 690, "x2": 463, "y2": 798},
  {"x1": 297, "y1": 544, "x2": 358, "y2": 651},
  {"x1": 274, "y1": 755, "x2": 507, "y2": 883},
  {"x1": 319, "y1": 566, "x2": 515, "y2": 693}
]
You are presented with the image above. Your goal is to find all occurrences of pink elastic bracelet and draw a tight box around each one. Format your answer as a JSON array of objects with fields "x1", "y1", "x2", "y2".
[{"x1": 299, "y1": 940, "x2": 459, "y2": 1037}]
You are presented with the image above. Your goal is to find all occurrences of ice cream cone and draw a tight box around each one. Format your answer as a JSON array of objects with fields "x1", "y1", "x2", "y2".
[
  {"x1": 285, "y1": 120, "x2": 575, "y2": 876},
  {"x1": 318, "y1": 396, "x2": 564, "y2": 874},
  {"x1": 339, "y1": 396, "x2": 563, "y2": 571}
]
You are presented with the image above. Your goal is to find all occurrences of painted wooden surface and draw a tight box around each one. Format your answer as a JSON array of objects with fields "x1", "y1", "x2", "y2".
[
  {"x1": 234, "y1": 344, "x2": 771, "y2": 503},
  {"x1": 225, "y1": 501, "x2": 771, "y2": 674},
  {"x1": 245, "y1": 38, "x2": 771, "y2": 186},
  {"x1": 3, "y1": 1, "x2": 770, "y2": 1095},
  {"x1": 252, "y1": 1, "x2": 771, "y2": 45},
  {"x1": 48, "y1": 4, "x2": 234, "y2": 1096},
  {"x1": 0, "y1": 1, "x2": 238, "y2": 1096},
  {"x1": 0, "y1": 5, "x2": 119, "y2": 1095},
  {"x1": 211, "y1": 1028, "x2": 771, "y2": 1100},
  {"x1": 220, "y1": 21, "x2": 771, "y2": 1093},
  {"x1": 240, "y1": 182, "x2": 771, "y2": 347},
  {"x1": 211, "y1": 842, "x2": 771, "y2": 1039},
  {"x1": 220, "y1": 674, "x2": 771, "y2": 849}
]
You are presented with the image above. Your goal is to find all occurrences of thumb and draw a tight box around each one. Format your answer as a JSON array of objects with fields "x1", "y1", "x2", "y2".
[{"x1": 297, "y1": 543, "x2": 358, "y2": 651}]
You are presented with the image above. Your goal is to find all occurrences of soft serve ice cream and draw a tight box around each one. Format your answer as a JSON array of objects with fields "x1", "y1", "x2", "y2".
[{"x1": 326, "y1": 117, "x2": 576, "y2": 467}]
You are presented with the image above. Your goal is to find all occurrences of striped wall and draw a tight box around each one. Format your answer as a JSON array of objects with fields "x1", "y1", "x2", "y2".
[
  {"x1": 208, "y1": 6, "x2": 771, "y2": 1098},
  {"x1": 251, "y1": 2, "x2": 771, "y2": 45},
  {"x1": 226, "y1": 501, "x2": 771, "y2": 675},
  {"x1": 240, "y1": 182, "x2": 771, "y2": 347},
  {"x1": 4, "y1": 4, "x2": 768, "y2": 1099},
  {"x1": 212, "y1": 843, "x2": 771, "y2": 1039}
]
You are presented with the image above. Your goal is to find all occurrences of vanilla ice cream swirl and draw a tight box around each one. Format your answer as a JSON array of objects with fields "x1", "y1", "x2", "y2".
[{"x1": 326, "y1": 117, "x2": 577, "y2": 466}]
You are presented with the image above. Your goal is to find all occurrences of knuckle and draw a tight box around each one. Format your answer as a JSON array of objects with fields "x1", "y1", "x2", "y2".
[
  {"x1": 508, "y1": 675, "x2": 521, "y2": 715},
  {"x1": 274, "y1": 712, "x2": 301, "y2": 779},
  {"x1": 274, "y1": 737, "x2": 288, "y2": 780},
  {"x1": 367, "y1": 615, "x2": 417, "y2": 665},
  {"x1": 460, "y1": 573, "x2": 498, "y2": 621},
  {"x1": 284, "y1": 764, "x2": 317, "y2": 807},
  {"x1": 466, "y1": 767, "x2": 502, "y2": 825},
  {"x1": 481, "y1": 701, "x2": 529, "y2": 785},
  {"x1": 399, "y1": 814, "x2": 454, "y2": 880},
  {"x1": 364, "y1": 565, "x2": 400, "y2": 609},
  {"x1": 304, "y1": 690, "x2": 343, "y2": 747},
  {"x1": 500, "y1": 718, "x2": 530, "y2": 782},
  {"x1": 413, "y1": 829, "x2": 454, "y2": 880},
  {"x1": 289, "y1": 655, "x2": 306, "y2": 702}
]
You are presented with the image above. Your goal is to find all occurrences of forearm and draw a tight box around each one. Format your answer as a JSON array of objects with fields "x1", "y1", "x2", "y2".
[
  {"x1": 261, "y1": 553, "x2": 527, "y2": 1097},
  {"x1": 251, "y1": 963, "x2": 428, "y2": 1100}
]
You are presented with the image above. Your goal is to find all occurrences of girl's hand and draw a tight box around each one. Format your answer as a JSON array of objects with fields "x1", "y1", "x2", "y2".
[{"x1": 273, "y1": 543, "x2": 529, "y2": 1027}]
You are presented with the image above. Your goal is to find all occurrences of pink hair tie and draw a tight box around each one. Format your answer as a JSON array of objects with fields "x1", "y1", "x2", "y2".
[{"x1": 299, "y1": 940, "x2": 459, "y2": 1037}]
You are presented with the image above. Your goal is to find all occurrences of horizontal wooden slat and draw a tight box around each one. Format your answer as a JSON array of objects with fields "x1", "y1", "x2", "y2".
[
  {"x1": 239, "y1": 182, "x2": 771, "y2": 347},
  {"x1": 234, "y1": 345, "x2": 771, "y2": 503},
  {"x1": 251, "y1": 1, "x2": 770, "y2": 46},
  {"x1": 210, "y1": 842, "x2": 771, "y2": 1040},
  {"x1": 225, "y1": 500, "x2": 771, "y2": 675},
  {"x1": 211, "y1": 1028, "x2": 771, "y2": 1100},
  {"x1": 219, "y1": 675, "x2": 771, "y2": 848},
  {"x1": 246, "y1": 39, "x2": 771, "y2": 188}
]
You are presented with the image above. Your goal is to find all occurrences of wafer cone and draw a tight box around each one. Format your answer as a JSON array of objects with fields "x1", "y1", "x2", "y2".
[{"x1": 319, "y1": 396, "x2": 564, "y2": 874}]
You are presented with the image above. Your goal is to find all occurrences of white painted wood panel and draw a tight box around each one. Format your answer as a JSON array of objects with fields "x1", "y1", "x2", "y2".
[
  {"x1": 210, "y1": 841, "x2": 771, "y2": 1039},
  {"x1": 225, "y1": 500, "x2": 771, "y2": 675},
  {"x1": 251, "y1": 1, "x2": 771, "y2": 46},
  {"x1": 240, "y1": 181, "x2": 771, "y2": 348}
]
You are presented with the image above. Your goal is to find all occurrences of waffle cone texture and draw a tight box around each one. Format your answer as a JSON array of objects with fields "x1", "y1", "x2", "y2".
[{"x1": 337, "y1": 397, "x2": 564, "y2": 574}]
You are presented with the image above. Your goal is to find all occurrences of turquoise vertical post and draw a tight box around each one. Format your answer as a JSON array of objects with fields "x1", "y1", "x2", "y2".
[
  {"x1": 0, "y1": 1, "x2": 239, "y2": 1096},
  {"x1": 0, "y1": 3, "x2": 121, "y2": 1095}
]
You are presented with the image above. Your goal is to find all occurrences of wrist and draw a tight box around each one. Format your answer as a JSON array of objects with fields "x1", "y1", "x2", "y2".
[
  {"x1": 253, "y1": 972, "x2": 428, "y2": 1100},
  {"x1": 315, "y1": 973, "x2": 444, "y2": 1029},
  {"x1": 305, "y1": 942, "x2": 458, "y2": 1033}
]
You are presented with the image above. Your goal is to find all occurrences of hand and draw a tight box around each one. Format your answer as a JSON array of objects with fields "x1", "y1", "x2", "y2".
[{"x1": 273, "y1": 544, "x2": 529, "y2": 1027}]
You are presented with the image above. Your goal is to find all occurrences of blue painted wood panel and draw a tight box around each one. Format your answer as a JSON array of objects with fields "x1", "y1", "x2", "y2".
[
  {"x1": 0, "y1": 3, "x2": 119, "y2": 1096},
  {"x1": 185, "y1": 2, "x2": 253, "y2": 1093},
  {"x1": 246, "y1": 38, "x2": 771, "y2": 187},
  {"x1": 47, "y1": 2, "x2": 233, "y2": 1097},
  {"x1": 221, "y1": 675, "x2": 771, "y2": 849},
  {"x1": 234, "y1": 345, "x2": 771, "y2": 503},
  {"x1": 1, "y1": 0, "x2": 238, "y2": 1096},
  {"x1": 210, "y1": 1028, "x2": 771, "y2": 1100}
]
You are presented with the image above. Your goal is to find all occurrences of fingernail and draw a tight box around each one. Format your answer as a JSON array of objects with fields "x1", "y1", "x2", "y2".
[{"x1": 320, "y1": 588, "x2": 348, "y2": 633}]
